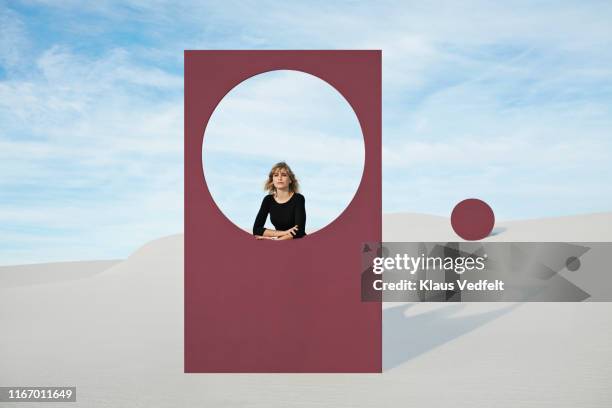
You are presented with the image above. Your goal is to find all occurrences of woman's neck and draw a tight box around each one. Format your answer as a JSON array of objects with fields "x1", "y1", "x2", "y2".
[{"x1": 275, "y1": 188, "x2": 291, "y2": 199}]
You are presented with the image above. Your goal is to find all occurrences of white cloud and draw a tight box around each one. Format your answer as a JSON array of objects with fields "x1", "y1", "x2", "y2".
[
  {"x1": 1, "y1": 43, "x2": 183, "y2": 265},
  {"x1": 0, "y1": 8, "x2": 30, "y2": 72}
]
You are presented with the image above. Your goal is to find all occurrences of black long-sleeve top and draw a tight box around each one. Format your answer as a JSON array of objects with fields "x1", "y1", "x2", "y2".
[{"x1": 252, "y1": 193, "x2": 307, "y2": 239}]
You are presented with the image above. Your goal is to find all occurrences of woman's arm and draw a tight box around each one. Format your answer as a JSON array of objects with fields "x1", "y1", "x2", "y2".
[
  {"x1": 262, "y1": 229, "x2": 283, "y2": 237},
  {"x1": 293, "y1": 194, "x2": 306, "y2": 238},
  {"x1": 253, "y1": 196, "x2": 271, "y2": 236},
  {"x1": 262, "y1": 225, "x2": 298, "y2": 238}
]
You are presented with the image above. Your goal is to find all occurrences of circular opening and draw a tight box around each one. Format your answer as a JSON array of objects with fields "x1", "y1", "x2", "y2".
[{"x1": 202, "y1": 70, "x2": 365, "y2": 238}]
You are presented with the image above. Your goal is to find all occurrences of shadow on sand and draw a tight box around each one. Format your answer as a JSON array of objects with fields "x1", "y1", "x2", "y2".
[
  {"x1": 383, "y1": 302, "x2": 519, "y2": 371},
  {"x1": 489, "y1": 227, "x2": 507, "y2": 237}
]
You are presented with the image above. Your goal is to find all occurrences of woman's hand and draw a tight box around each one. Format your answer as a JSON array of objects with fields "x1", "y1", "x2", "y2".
[
  {"x1": 277, "y1": 225, "x2": 298, "y2": 239},
  {"x1": 280, "y1": 225, "x2": 299, "y2": 237},
  {"x1": 256, "y1": 226, "x2": 298, "y2": 240},
  {"x1": 275, "y1": 225, "x2": 298, "y2": 240}
]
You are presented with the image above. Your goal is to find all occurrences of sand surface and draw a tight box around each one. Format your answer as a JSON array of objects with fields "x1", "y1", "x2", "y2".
[{"x1": 1, "y1": 213, "x2": 612, "y2": 407}]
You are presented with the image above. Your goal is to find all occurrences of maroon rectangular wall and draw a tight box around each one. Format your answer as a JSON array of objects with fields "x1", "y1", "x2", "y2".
[{"x1": 185, "y1": 50, "x2": 381, "y2": 372}]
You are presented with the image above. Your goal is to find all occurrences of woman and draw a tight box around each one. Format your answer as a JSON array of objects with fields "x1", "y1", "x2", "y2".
[{"x1": 253, "y1": 162, "x2": 306, "y2": 240}]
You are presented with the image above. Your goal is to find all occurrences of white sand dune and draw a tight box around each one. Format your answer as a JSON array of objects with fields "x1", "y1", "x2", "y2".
[
  {"x1": 1, "y1": 213, "x2": 612, "y2": 407},
  {"x1": 0, "y1": 260, "x2": 121, "y2": 288},
  {"x1": 383, "y1": 211, "x2": 612, "y2": 241}
]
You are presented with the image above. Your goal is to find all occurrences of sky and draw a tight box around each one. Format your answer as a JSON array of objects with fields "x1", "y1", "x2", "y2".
[{"x1": 1, "y1": 1, "x2": 612, "y2": 265}]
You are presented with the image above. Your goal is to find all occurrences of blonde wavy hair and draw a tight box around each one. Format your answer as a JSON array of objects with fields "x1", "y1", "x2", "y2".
[{"x1": 264, "y1": 162, "x2": 300, "y2": 194}]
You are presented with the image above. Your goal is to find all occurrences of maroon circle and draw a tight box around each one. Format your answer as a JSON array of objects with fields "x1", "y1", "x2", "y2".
[{"x1": 451, "y1": 198, "x2": 495, "y2": 241}]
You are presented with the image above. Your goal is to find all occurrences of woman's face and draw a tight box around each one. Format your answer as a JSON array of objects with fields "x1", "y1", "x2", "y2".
[{"x1": 272, "y1": 168, "x2": 290, "y2": 190}]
